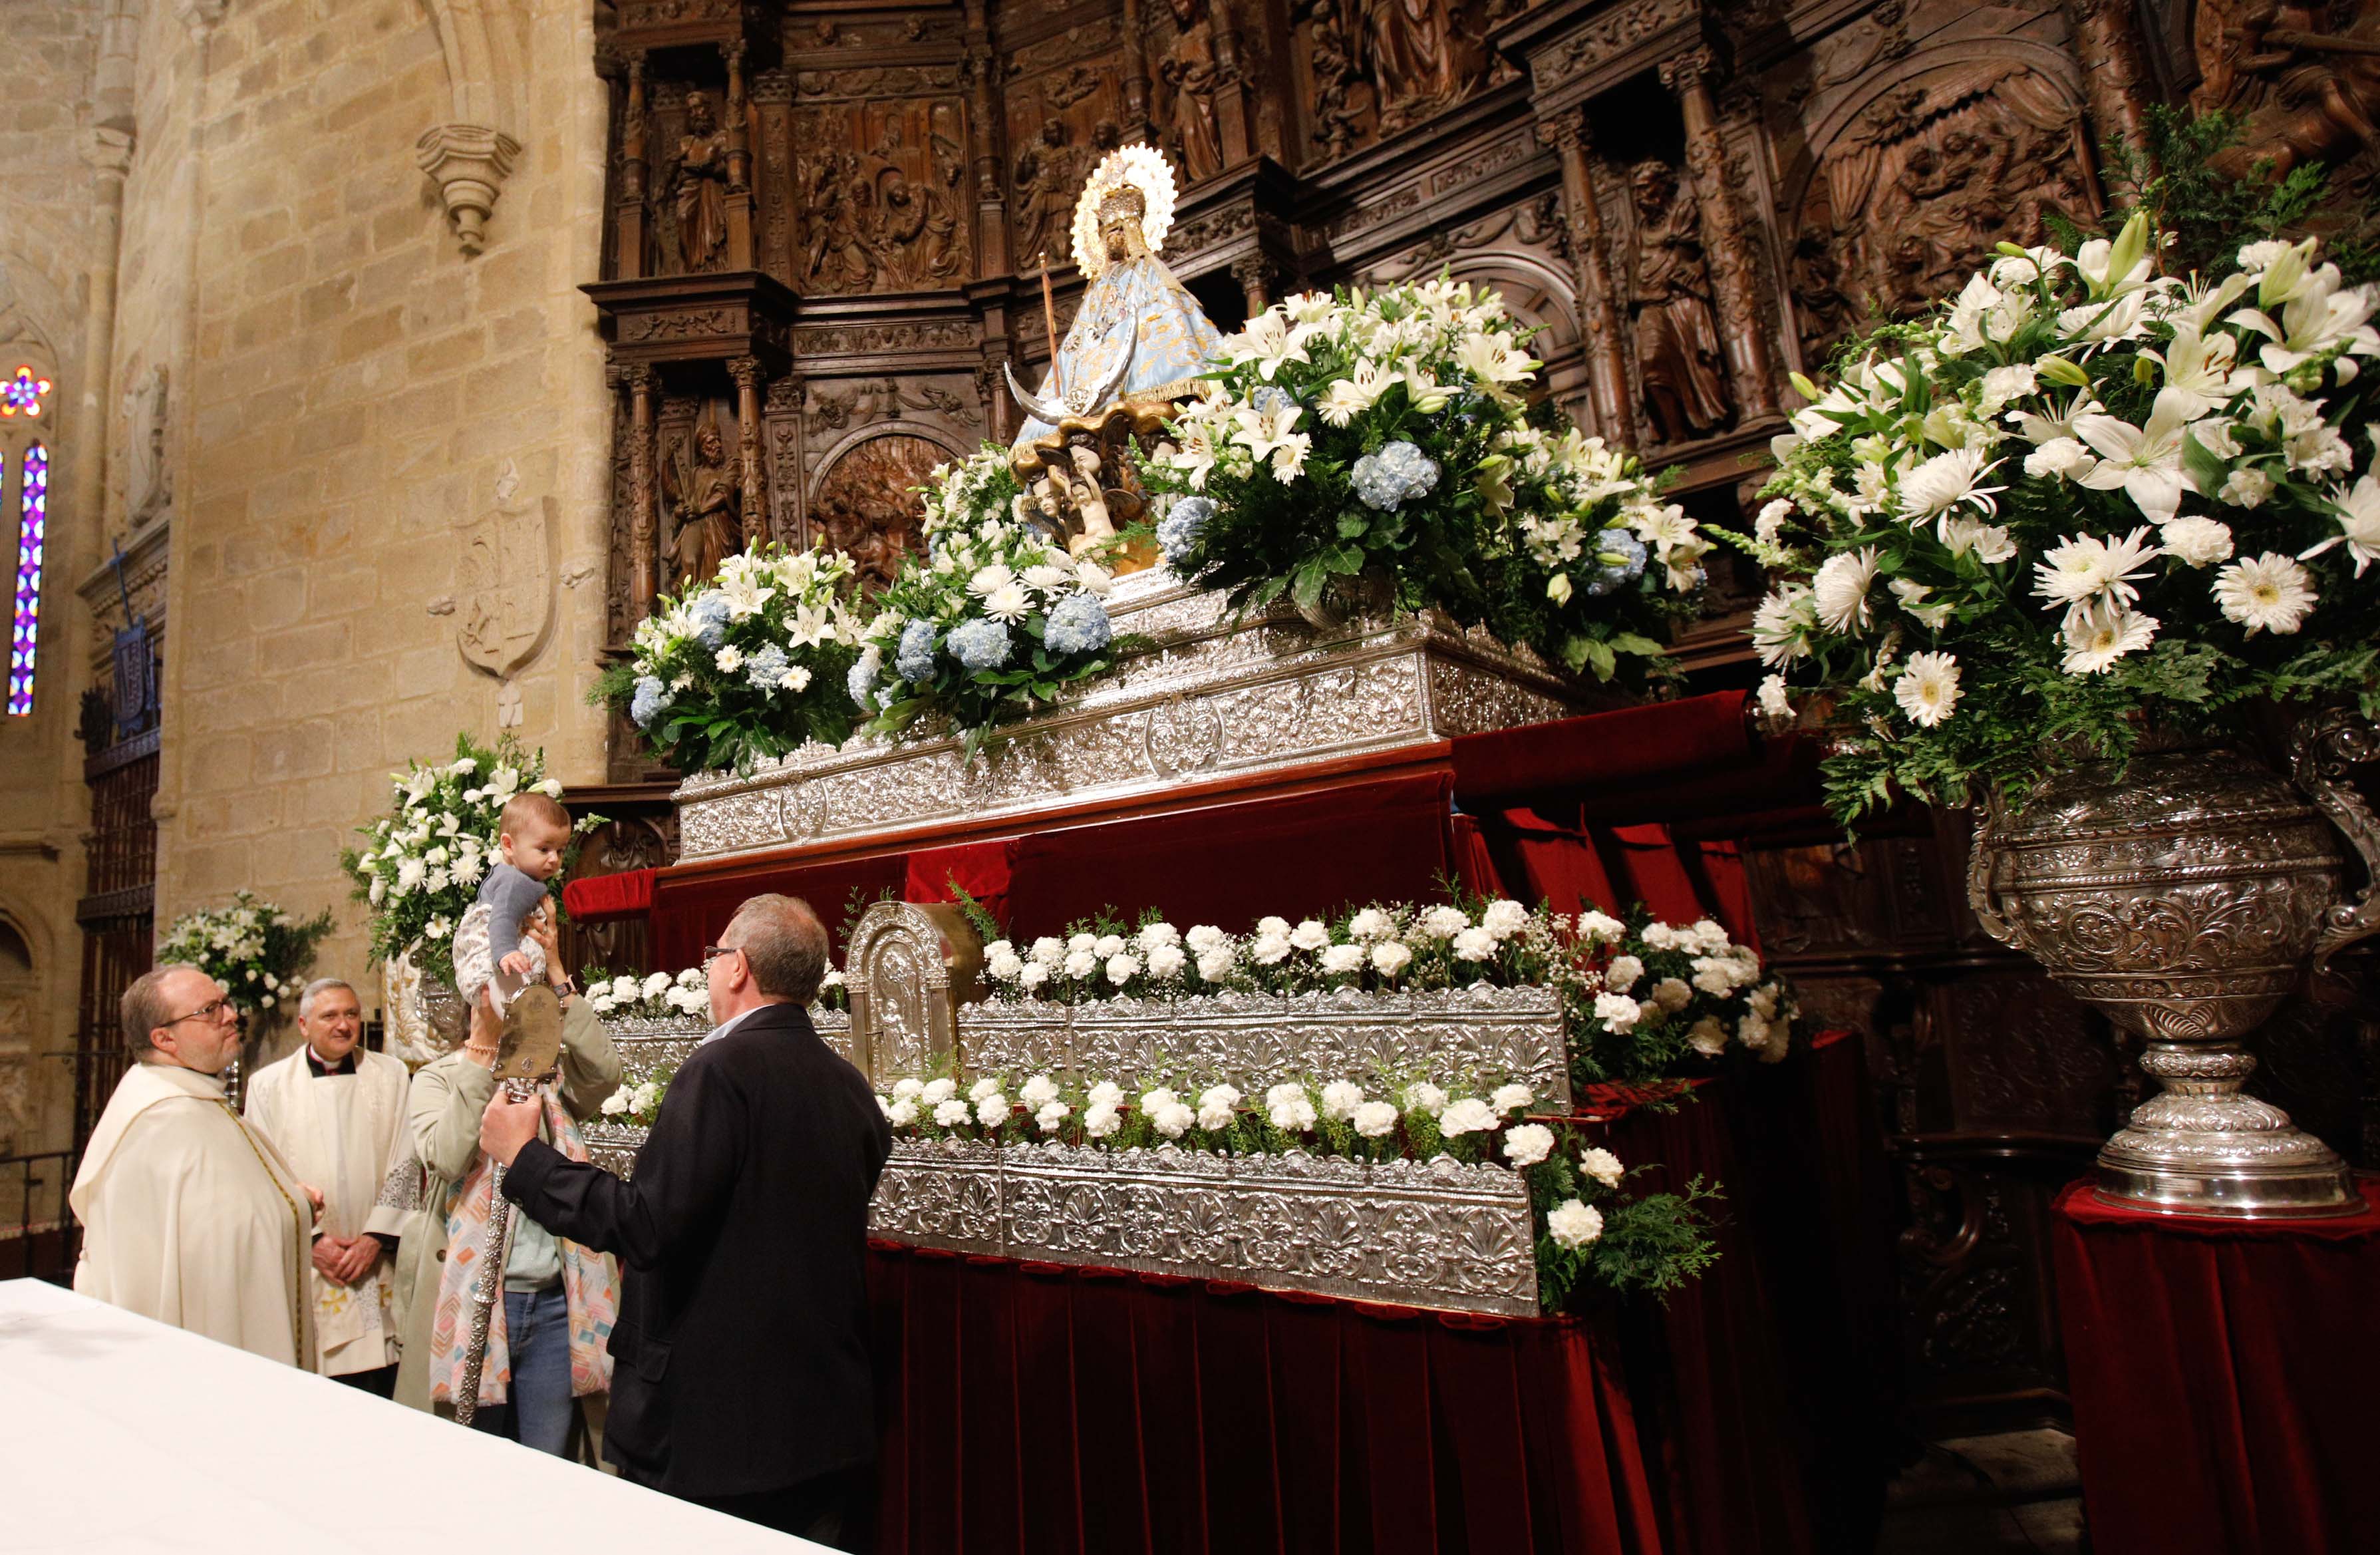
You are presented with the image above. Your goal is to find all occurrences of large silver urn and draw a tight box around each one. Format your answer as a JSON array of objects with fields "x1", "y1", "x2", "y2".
[{"x1": 1968, "y1": 714, "x2": 2379, "y2": 1217}]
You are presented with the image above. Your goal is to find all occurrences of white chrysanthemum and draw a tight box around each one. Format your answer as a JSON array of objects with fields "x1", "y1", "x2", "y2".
[
  {"x1": 1810, "y1": 547, "x2": 1881, "y2": 635},
  {"x1": 2032, "y1": 528, "x2": 2161, "y2": 609},
  {"x1": 2161, "y1": 516, "x2": 2235, "y2": 568},
  {"x1": 1897, "y1": 446, "x2": 2004, "y2": 522},
  {"x1": 2060, "y1": 604, "x2": 2160, "y2": 675},
  {"x1": 1547, "y1": 1199, "x2": 1604, "y2": 1249},
  {"x1": 1893, "y1": 650, "x2": 1962, "y2": 728},
  {"x1": 2213, "y1": 552, "x2": 2317, "y2": 636}
]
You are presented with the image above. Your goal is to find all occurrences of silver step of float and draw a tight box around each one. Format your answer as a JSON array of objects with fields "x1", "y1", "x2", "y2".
[{"x1": 672, "y1": 566, "x2": 1595, "y2": 863}]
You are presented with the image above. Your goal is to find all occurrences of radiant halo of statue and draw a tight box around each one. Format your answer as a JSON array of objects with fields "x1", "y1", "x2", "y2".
[{"x1": 1070, "y1": 142, "x2": 1178, "y2": 279}]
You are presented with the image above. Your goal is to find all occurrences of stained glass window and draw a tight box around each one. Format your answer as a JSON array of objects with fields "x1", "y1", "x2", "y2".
[
  {"x1": 0, "y1": 366, "x2": 51, "y2": 418},
  {"x1": 9, "y1": 443, "x2": 45, "y2": 716}
]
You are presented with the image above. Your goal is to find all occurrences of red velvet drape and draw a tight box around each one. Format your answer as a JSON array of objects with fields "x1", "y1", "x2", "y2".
[
  {"x1": 2052, "y1": 1180, "x2": 2380, "y2": 1555},
  {"x1": 866, "y1": 1246, "x2": 1666, "y2": 1555}
]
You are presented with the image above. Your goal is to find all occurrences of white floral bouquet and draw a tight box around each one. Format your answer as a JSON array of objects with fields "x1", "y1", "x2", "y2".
[
  {"x1": 156, "y1": 890, "x2": 335, "y2": 1021},
  {"x1": 871, "y1": 1069, "x2": 1715, "y2": 1308},
  {"x1": 598, "y1": 543, "x2": 867, "y2": 775},
  {"x1": 853, "y1": 453, "x2": 1132, "y2": 754},
  {"x1": 598, "y1": 1069, "x2": 673, "y2": 1129},
  {"x1": 1149, "y1": 276, "x2": 1704, "y2": 685},
  {"x1": 583, "y1": 965, "x2": 712, "y2": 1022},
  {"x1": 1564, "y1": 909, "x2": 1797, "y2": 1079},
  {"x1": 1743, "y1": 214, "x2": 2380, "y2": 818},
  {"x1": 973, "y1": 898, "x2": 1565, "y2": 1005},
  {"x1": 339, "y1": 734, "x2": 591, "y2": 989}
]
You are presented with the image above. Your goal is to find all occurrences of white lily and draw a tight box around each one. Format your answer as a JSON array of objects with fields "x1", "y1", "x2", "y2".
[
  {"x1": 2142, "y1": 325, "x2": 2243, "y2": 419},
  {"x1": 2301, "y1": 474, "x2": 2380, "y2": 578},
  {"x1": 2232, "y1": 270, "x2": 2380, "y2": 377},
  {"x1": 2075, "y1": 387, "x2": 2199, "y2": 523}
]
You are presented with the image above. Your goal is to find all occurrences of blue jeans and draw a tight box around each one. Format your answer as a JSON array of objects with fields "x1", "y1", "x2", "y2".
[{"x1": 469, "y1": 1285, "x2": 575, "y2": 1457}]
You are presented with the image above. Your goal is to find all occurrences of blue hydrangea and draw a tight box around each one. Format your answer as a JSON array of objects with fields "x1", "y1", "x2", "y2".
[
  {"x1": 688, "y1": 592, "x2": 732, "y2": 647},
  {"x1": 1582, "y1": 529, "x2": 1648, "y2": 598},
  {"x1": 629, "y1": 676, "x2": 672, "y2": 728},
  {"x1": 1044, "y1": 592, "x2": 1114, "y2": 657},
  {"x1": 744, "y1": 644, "x2": 790, "y2": 691},
  {"x1": 947, "y1": 617, "x2": 1013, "y2": 671},
  {"x1": 895, "y1": 619, "x2": 939, "y2": 682},
  {"x1": 1157, "y1": 496, "x2": 1214, "y2": 568},
  {"x1": 1350, "y1": 440, "x2": 1442, "y2": 511},
  {"x1": 1252, "y1": 385, "x2": 1293, "y2": 414},
  {"x1": 847, "y1": 645, "x2": 882, "y2": 708}
]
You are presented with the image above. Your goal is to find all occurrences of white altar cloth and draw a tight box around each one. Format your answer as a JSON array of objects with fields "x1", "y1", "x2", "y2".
[{"x1": 0, "y1": 1278, "x2": 823, "y2": 1552}]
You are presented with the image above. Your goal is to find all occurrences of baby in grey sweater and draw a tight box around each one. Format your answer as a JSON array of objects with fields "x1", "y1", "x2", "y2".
[{"x1": 454, "y1": 790, "x2": 573, "y2": 1008}]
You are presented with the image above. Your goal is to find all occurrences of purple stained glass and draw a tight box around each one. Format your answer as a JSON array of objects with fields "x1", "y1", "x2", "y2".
[
  {"x1": 9, "y1": 443, "x2": 45, "y2": 716},
  {"x1": 0, "y1": 366, "x2": 49, "y2": 418}
]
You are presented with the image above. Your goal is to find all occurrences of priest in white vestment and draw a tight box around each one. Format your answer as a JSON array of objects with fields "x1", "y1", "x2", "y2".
[
  {"x1": 71, "y1": 962, "x2": 318, "y2": 1369},
  {"x1": 244, "y1": 977, "x2": 420, "y2": 1393}
]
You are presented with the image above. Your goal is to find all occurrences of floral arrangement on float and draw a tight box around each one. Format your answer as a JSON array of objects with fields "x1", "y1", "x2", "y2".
[
  {"x1": 1735, "y1": 192, "x2": 2380, "y2": 1217},
  {"x1": 338, "y1": 733, "x2": 591, "y2": 989},
  {"x1": 972, "y1": 898, "x2": 1793, "y2": 1087},
  {"x1": 584, "y1": 967, "x2": 712, "y2": 1021},
  {"x1": 156, "y1": 890, "x2": 336, "y2": 1021},
  {"x1": 850, "y1": 448, "x2": 1135, "y2": 757},
  {"x1": 871, "y1": 1068, "x2": 1719, "y2": 1307},
  {"x1": 596, "y1": 544, "x2": 867, "y2": 775},
  {"x1": 1148, "y1": 276, "x2": 1706, "y2": 685}
]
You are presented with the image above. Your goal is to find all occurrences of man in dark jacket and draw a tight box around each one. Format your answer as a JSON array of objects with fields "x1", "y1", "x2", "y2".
[{"x1": 480, "y1": 892, "x2": 891, "y2": 1549}]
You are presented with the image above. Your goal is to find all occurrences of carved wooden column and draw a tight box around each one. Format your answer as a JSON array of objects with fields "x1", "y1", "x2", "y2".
[
  {"x1": 627, "y1": 365, "x2": 659, "y2": 619},
  {"x1": 730, "y1": 355, "x2": 766, "y2": 542},
  {"x1": 965, "y1": 40, "x2": 1012, "y2": 277},
  {"x1": 1209, "y1": 0, "x2": 1257, "y2": 169},
  {"x1": 1231, "y1": 253, "x2": 1275, "y2": 315},
  {"x1": 617, "y1": 51, "x2": 649, "y2": 280},
  {"x1": 1541, "y1": 108, "x2": 1634, "y2": 447},
  {"x1": 1660, "y1": 48, "x2": 1777, "y2": 421},
  {"x1": 1120, "y1": 0, "x2": 1155, "y2": 143},
  {"x1": 2063, "y1": 0, "x2": 2153, "y2": 158},
  {"x1": 722, "y1": 39, "x2": 756, "y2": 271}
]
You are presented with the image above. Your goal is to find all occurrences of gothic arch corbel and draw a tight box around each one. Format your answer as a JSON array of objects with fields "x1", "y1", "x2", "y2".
[{"x1": 415, "y1": 0, "x2": 525, "y2": 257}]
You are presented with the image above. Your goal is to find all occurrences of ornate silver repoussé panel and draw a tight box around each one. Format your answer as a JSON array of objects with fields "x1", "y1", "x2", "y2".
[
  {"x1": 967, "y1": 985, "x2": 1571, "y2": 1107},
  {"x1": 674, "y1": 568, "x2": 1594, "y2": 862},
  {"x1": 583, "y1": 1008, "x2": 1544, "y2": 1315}
]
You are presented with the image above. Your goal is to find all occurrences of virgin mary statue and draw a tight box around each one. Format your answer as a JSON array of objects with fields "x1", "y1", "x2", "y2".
[{"x1": 1008, "y1": 143, "x2": 1223, "y2": 449}]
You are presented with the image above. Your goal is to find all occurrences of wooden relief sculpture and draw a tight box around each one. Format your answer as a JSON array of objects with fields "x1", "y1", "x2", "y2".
[
  {"x1": 798, "y1": 105, "x2": 972, "y2": 294},
  {"x1": 2191, "y1": 0, "x2": 2380, "y2": 192},
  {"x1": 1628, "y1": 161, "x2": 1731, "y2": 446},
  {"x1": 670, "y1": 90, "x2": 732, "y2": 274},
  {"x1": 663, "y1": 407, "x2": 742, "y2": 590},
  {"x1": 1159, "y1": 0, "x2": 1227, "y2": 181},
  {"x1": 1788, "y1": 63, "x2": 2093, "y2": 363},
  {"x1": 812, "y1": 434, "x2": 946, "y2": 592}
]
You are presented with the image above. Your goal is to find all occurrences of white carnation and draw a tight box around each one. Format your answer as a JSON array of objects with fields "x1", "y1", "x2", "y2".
[
  {"x1": 1402, "y1": 1081, "x2": 1448, "y2": 1116},
  {"x1": 1502, "y1": 1123, "x2": 1555, "y2": 1167},
  {"x1": 1320, "y1": 944, "x2": 1367, "y2": 975},
  {"x1": 1490, "y1": 1083, "x2": 1534, "y2": 1114},
  {"x1": 1352, "y1": 1101, "x2": 1400, "y2": 1138},
  {"x1": 1604, "y1": 954, "x2": 1644, "y2": 993},
  {"x1": 1452, "y1": 927, "x2": 1497, "y2": 962},
  {"x1": 1593, "y1": 991, "x2": 1643, "y2": 1032},
  {"x1": 1578, "y1": 1147, "x2": 1625, "y2": 1188},
  {"x1": 1547, "y1": 1199, "x2": 1604, "y2": 1249},
  {"x1": 1370, "y1": 941, "x2": 1413, "y2": 978},
  {"x1": 1439, "y1": 1098, "x2": 1498, "y2": 1136},
  {"x1": 1319, "y1": 1081, "x2": 1366, "y2": 1121}
]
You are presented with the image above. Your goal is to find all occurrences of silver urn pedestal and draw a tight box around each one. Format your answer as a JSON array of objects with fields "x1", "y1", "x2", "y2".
[{"x1": 1968, "y1": 715, "x2": 2380, "y2": 1218}]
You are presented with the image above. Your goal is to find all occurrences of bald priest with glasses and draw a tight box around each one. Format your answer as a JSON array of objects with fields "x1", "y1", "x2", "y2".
[{"x1": 71, "y1": 963, "x2": 321, "y2": 1369}]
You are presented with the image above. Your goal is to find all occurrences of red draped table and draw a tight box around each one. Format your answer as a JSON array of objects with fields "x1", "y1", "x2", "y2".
[{"x1": 2051, "y1": 1180, "x2": 2380, "y2": 1555}]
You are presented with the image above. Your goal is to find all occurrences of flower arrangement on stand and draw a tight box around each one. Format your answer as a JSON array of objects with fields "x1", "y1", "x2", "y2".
[
  {"x1": 339, "y1": 734, "x2": 593, "y2": 988},
  {"x1": 599, "y1": 1071, "x2": 674, "y2": 1128},
  {"x1": 1741, "y1": 214, "x2": 2380, "y2": 819},
  {"x1": 852, "y1": 447, "x2": 1134, "y2": 755},
  {"x1": 156, "y1": 891, "x2": 336, "y2": 1021},
  {"x1": 1149, "y1": 277, "x2": 1706, "y2": 684},
  {"x1": 597, "y1": 544, "x2": 867, "y2": 774},
  {"x1": 871, "y1": 1066, "x2": 1718, "y2": 1309},
  {"x1": 1563, "y1": 909, "x2": 1799, "y2": 1082}
]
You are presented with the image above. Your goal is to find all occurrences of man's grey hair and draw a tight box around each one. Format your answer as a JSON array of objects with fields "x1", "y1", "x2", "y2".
[
  {"x1": 121, "y1": 962, "x2": 205, "y2": 1059},
  {"x1": 297, "y1": 977, "x2": 359, "y2": 1022},
  {"x1": 725, "y1": 894, "x2": 828, "y2": 1003}
]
